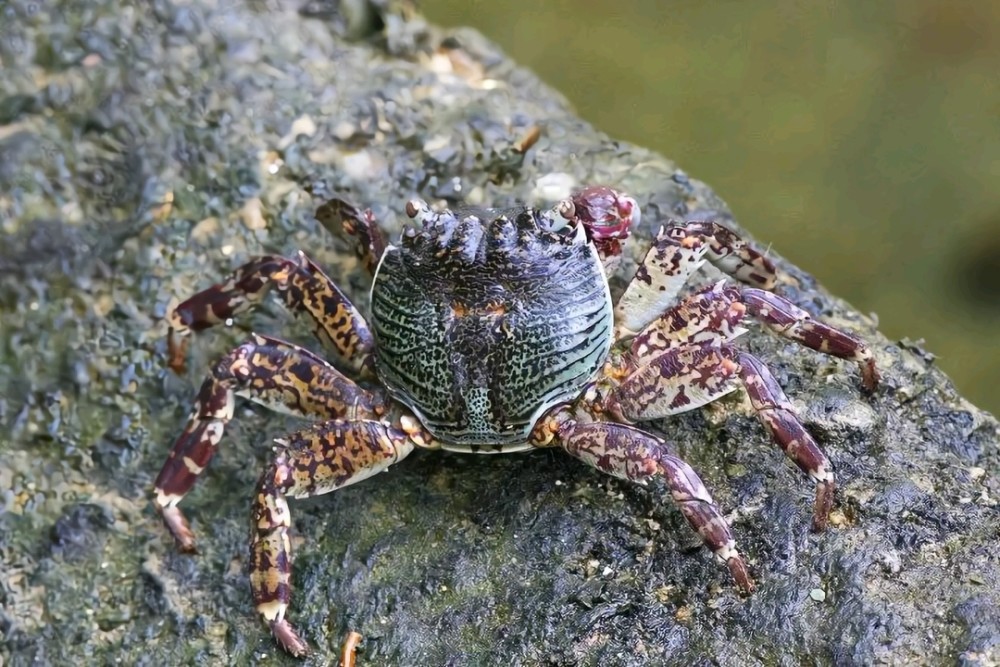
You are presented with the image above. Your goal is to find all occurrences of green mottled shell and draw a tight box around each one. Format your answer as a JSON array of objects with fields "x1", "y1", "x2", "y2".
[{"x1": 370, "y1": 205, "x2": 613, "y2": 449}]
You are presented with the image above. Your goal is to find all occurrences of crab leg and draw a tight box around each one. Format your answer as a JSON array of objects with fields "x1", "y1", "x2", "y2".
[
  {"x1": 667, "y1": 221, "x2": 777, "y2": 290},
  {"x1": 737, "y1": 352, "x2": 835, "y2": 531},
  {"x1": 741, "y1": 288, "x2": 879, "y2": 393},
  {"x1": 614, "y1": 221, "x2": 778, "y2": 338},
  {"x1": 555, "y1": 418, "x2": 753, "y2": 593},
  {"x1": 614, "y1": 226, "x2": 711, "y2": 337},
  {"x1": 153, "y1": 334, "x2": 383, "y2": 551},
  {"x1": 168, "y1": 252, "x2": 374, "y2": 374},
  {"x1": 610, "y1": 340, "x2": 741, "y2": 422},
  {"x1": 251, "y1": 419, "x2": 414, "y2": 657},
  {"x1": 609, "y1": 340, "x2": 838, "y2": 531},
  {"x1": 629, "y1": 281, "x2": 879, "y2": 393},
  {"x1": 628, "y1": 280, "x2": 748, "y2": 360}
]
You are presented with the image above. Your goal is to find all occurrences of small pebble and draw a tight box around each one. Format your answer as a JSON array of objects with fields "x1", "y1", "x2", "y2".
[{"x1": 809, "y1": 588, "x2": 826, "y2": 602}]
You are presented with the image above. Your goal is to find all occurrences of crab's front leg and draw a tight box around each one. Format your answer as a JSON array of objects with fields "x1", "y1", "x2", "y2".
[
  {"x1": 252, "y1": 419, "x2": 414, "y2": 656},
  {"x1": 550, "y1": 414, "x2": 754, "y2": 593},
  {"x1": 612, "y1": 226, "x2": 713, "y2": 338},
  {"x1": 666, "y1": 220, "x2": 778, "y2": 289}
]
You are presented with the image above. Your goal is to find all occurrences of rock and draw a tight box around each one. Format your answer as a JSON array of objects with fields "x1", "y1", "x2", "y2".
[{"x1": 0, "y1": 1, "x2": 997, "y2": 665}]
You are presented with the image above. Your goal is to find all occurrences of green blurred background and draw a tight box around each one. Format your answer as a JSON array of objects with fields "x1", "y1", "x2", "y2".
[{"x1": 423, "y1": 0, "x2": 1000, "y2": 416}]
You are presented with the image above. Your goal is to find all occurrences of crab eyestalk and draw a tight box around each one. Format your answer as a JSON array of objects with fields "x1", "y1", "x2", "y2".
[
  {"x1": 558, "y1": 186, "x2": 641, "y2": 273},
  {"x1": 405, "y1": 198, "x2": 432, "y2": 224}
]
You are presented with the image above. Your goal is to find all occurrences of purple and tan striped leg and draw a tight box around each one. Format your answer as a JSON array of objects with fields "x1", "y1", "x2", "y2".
[
  {"x1": 168, "y1": 252, "x2": 374, "y2": 374},
  {"x1": 314, "y1": 198, "x2": 387, "y2": 276},
  {"x1": 741, "y1": 288, "x2": 880, "y2": 393},
  {"x1": 614, "y1": 220, "x2": 777, "y2": 339},
  {"x1": 608, "y1": 340, "x2": 841, "y2": 531},
  {"x1": 251, "y1": 419, "x2": 414, "y2": 656},
  {"x1": 628, "y1": 280, "x2": 748, "y2": 361},
  {"x1": 627, "y1": 281, "x2": 878, "y2": 394},
  {"x1": 153, "y1": 334, "x2": 383, "y2": 551},
  {"x1": 736, "y1": 352, "x2": 836, "y2": 532},
  {"x1": 609, "y1": 340, "x2": 741, "y2": 423},
  {"x1": 556, "y1": 418, "x2": 754, "y2": 593}
]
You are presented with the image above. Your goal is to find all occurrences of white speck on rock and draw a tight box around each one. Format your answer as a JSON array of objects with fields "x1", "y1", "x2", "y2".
[{"x1": 532, "y1": 173, "x2": 576, "y2": 202}]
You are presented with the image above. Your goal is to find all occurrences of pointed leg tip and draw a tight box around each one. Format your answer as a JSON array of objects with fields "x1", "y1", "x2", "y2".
[
  {"x1": 727, "y1": 556, "x2": 756, "y2": 595},
  {"x1": 158, "y1": 505, "x2": 198, "y2": 553},
  {"x1": 177, "y1": 541, "x2": 199, "y2": 555},
  {"x1": 167, "y1": 329, "x2": 190, "y2": 374},
  {"x1": 811, "y1": 479, "x2": 836, "y2": 533},
  {"x1": 340, "y1": 631, "x2": 364, "y2": 667},
  {"x1": 860, "y1": 359, "x2": 880, "y2": 395},
  {"x1": 272, "y1": 619, "x2": 310, "y2": 658}
]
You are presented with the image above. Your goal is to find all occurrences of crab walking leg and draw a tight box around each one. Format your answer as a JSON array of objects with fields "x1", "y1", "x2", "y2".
[
  {"x1": 628, "y1": 280, "x2": 748, "y2": 361},
  {"x1": 168, "y1": 252, "x2": 374, "y2": 374},
  {"x1": 610, "y1": 341, "x2": 839, "y2": 531},
  {"x1": 741, "y1": 288, "x2": 880, "y2": 393},
  {"x1": 736, "y1": 352, "x2": 836, "y2": 532},
  {"x1": 154, "y1": 334, "x2": 382, "y2": 551},
  {"x1": 556, "y1": 419, "x2": 754, "y2": 593},
  {"x1": 251, "y1": 420, "x2": 414, "y2": 657},
  {"x1": 628, "y1": 282, "x2": 879, "y2": 393},
  {"x1": 610, "y1": 341, "x2": 741, "y2": 423}
]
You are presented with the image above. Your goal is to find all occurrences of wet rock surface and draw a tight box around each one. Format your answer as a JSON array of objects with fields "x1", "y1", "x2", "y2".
[{"x1": 1, "y1": 2, "x2": 997, "y2": 665}]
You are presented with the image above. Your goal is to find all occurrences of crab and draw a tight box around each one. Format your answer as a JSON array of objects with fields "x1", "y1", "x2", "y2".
[{"x1": 153, "y1": 186, "x2": 879, "y2": 656}]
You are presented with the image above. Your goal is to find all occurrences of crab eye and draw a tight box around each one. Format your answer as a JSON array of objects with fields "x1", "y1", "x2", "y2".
[
  {"x1": 617, "y1": 195, "x2": 640, "y2": 231},
  {"x1": 570, "y1": 186, "x2": 639, "y2": 242},
  {"x1": 405, "y1": 198, "x2": 436, "y2": 227},
  {"x1": 538, "y1": 197, "x2": 577, "y2": 232},
  {"x1": 556, "y1": 198, "x2": 576, "y2": 221}
]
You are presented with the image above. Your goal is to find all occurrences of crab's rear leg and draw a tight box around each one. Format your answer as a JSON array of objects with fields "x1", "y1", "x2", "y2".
[
  {"x1": 154, "y1": 334, "x2": 383, "y2": 551},
  {"x1": 252, "y1": 419, "x2": 414, "y2": 656},
  {"x1": 553, "y1": 416, "x2": 753, "y2": 593},
  {"x1": 168, "y1": 252, "x2": 374, "y2": 374},
  {"x1": 610, "y1": 340, "x2": 837, "y2": 532}
]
